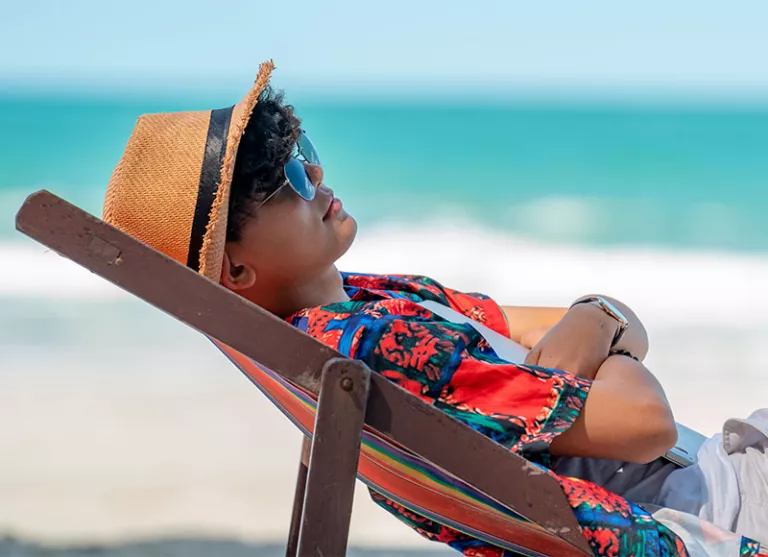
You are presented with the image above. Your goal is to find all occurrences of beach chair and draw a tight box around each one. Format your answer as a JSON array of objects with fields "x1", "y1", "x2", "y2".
[{"x1": 16, "y1": 190, "x2": 596, "y2": 556}]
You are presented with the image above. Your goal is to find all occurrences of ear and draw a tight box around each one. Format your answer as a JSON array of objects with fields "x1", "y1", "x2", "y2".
[{"x1": 220, "y1": 247, "x2": 257, "y2": 291}]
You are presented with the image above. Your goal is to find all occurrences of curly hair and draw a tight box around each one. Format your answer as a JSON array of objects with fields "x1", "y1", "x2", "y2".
[{"x1": 227, "y1": 87, "x2": 303, "y2": 242}]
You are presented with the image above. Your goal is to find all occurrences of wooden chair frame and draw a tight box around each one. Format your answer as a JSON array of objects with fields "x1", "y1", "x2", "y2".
[{"x1": 16, "y1": 191, "x2": 592, "y2": 556}]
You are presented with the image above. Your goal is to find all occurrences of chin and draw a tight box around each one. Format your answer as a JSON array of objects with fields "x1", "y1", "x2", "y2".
[{"x1": 336, "y1": 214, "x2": 358, "y2": 257}]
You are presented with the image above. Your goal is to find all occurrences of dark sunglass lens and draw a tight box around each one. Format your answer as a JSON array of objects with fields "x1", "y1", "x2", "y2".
[
  {"x1": 297, "y1": 132, "x2": 321, "y2": 166},
  {"x1": 284, "y1": 158, "x2": 316, "y2": 200}
]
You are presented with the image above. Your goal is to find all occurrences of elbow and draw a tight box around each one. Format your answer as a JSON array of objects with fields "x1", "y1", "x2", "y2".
[{"x1": 627, "y1": 400, "x2": 678, "y2": 464}]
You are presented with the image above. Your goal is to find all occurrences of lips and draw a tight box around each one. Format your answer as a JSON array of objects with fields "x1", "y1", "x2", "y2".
[
  {"x1": 323, "y1": 195, "x2": 334, "y2": 220},
  {"x1": 319, "y1": 184, "x2": 342, "y2": 221},
  {"x1": 323, "y1": 197, "x2": 342, "y2": 220}
]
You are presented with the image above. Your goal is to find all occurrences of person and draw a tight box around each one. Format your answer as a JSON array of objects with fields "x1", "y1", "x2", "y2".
[{"x1": 100, "y1": 61, "x2": 765, "y2": 555}]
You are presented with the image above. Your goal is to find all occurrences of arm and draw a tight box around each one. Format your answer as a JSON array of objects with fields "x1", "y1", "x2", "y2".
[
  {"x1": 499, "y1": 305, "x2": 566, "y2": 343},
  {"x1": 550, "y1": 353, "x2": 678, "y2": 464},
  {"x1": 571, "y1": 294, "x2": 649, "y2": 361},
  {"x1": 503, "y1": 299, "x2": 671, "y2": 462},
  {"x1": 501, "y1": 294, "x2": 649, "y2": 361},
  {"x1": 342, "y1": 303, "x2": 673, "y2": 465}
]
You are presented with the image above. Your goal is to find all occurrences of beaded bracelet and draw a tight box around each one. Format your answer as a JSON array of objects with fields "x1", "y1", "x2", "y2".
[{"x1": 608, "y1": 349, "x2": 640, "y2": 362}]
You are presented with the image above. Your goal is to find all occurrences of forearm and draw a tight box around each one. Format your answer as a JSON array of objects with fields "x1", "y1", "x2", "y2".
[
  {"x1": 501, "y1": 295, "x2": 648, "y2": 361},
  {"x1": 500, "y1": 306, "x2": 566, "y2": 343},
  {"x1": 550, "y1": 355, "x2": 676, "y2": 463}
]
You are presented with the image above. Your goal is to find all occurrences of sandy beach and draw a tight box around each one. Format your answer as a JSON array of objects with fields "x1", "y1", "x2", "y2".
[
  {"x1": 0, "y1": 302, "x2": 450, "y2": 553},
  {"x1": 0, "y1": 537, "x2": 452, "y2": 556}
]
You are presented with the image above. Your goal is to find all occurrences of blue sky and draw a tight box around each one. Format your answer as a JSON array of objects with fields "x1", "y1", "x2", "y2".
[{"x1": 3, "y1": 0, "x2": 768, "y2": 100}]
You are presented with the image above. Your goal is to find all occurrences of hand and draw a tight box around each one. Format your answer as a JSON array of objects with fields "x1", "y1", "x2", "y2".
[{"x1": 523, "y1": 303, "x2": 618, "y2": 380}]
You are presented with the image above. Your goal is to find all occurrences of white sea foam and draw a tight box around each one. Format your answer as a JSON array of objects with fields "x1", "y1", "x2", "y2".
[
  {"x1": 5, "y1": 219, "x2": 765, "y2": 326},
  {"x1": 0, "y1": 243, "x2": 125, "y2": 299},
  {"x1": 339, "y1": 220, "x2": 768, "y2": 329}
]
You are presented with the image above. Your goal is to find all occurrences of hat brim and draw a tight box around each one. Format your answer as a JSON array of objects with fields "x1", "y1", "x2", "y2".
[{"x1": 196, "y1": 60, "x2": 276, "y2": 281}]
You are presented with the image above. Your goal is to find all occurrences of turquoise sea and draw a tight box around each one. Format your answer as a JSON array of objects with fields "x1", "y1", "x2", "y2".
[{"x1": 2, "y1": 92, "x2": 768, "y2": 252}]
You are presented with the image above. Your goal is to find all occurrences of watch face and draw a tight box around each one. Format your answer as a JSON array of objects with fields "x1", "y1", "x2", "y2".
[{"x1": 598, "y1": 297, "x2": 629, "y2": 326}]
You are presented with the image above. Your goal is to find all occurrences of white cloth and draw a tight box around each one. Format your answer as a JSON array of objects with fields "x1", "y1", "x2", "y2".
[
  {"x1": 651, "y1": 508, "x2": 758, "y2": 557},
  {"x1": 656, "y1": 409, "x2": 768, "y2": 546}
]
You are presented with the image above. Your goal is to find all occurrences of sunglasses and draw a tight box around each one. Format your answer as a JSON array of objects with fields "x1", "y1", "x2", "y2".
[{"x1": 252, "y1": 131, "x2": 321, "y2": 211}]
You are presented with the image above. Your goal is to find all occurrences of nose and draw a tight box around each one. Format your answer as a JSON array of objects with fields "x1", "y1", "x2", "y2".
[{"x1": 304, "y1": 162, "x2": 324, "y2": 187}]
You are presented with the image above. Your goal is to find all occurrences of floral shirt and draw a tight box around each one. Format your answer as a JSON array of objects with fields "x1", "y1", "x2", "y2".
[{"x1": 287, "y1": 272, "x2": 690, "y2": 556}]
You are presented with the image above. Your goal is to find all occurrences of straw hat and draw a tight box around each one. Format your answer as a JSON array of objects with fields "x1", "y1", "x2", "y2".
[{"x1": 102, "y1": 60, "x2": 275, "y2": 281}]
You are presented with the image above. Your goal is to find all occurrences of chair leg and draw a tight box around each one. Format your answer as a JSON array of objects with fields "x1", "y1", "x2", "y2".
[
  {"x1": 295, "y1": 359, "x2": 370, "y2": 557},
  {"x1": 285, "y1": 437, "x2": 311, "y2": 557}
]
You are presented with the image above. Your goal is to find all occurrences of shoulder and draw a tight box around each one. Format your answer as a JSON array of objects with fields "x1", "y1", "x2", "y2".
[
  {"x1": 342, "y1": 272, "x2": 449, "y2": 301},
  {"x1": 341, "y1": 271, "x2": 507, "y2": 336}
]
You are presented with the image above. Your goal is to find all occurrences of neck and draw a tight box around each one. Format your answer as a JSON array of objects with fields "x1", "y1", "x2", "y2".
[{"x1": 245, "y1": 266, "x2": 349, "y2": 318}]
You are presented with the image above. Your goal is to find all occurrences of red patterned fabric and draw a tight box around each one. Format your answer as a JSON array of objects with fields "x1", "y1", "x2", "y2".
[{"x1": 286, "y1": 272, "x2": 691, "y2": 556}]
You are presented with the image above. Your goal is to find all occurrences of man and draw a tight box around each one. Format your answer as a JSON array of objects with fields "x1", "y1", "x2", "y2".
[{"x1": 100, "y1": 61, "x2": 763, "y2": 555}]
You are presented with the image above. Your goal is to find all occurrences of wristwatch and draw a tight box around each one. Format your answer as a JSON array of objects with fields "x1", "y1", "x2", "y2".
[{"x1": 569, "y1": 296, "x2": 629, "y2": 347}]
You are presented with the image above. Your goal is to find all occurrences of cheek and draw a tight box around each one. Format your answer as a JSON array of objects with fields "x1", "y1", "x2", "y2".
[{"x1": 257, "y1": 207, "x2": 329, "y2": 268}]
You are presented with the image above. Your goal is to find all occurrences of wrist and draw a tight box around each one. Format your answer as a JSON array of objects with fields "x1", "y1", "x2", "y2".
[
  {"x1": 566, "y1": 303, "x2": 620, "y2": 344},
  {"x1": 569, "y1": 296, "x2": 628, "y2": 348}
]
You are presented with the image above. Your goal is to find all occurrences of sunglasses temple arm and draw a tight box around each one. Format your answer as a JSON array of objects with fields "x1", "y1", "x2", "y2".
[{"x1": 250, "y1": 180, "x2": 289, "y2": 214}]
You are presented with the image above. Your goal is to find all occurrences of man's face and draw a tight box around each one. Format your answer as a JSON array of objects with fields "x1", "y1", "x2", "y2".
[{"x1": 223, "y1": 162, "x2": 357, "y2": 291}]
